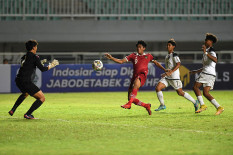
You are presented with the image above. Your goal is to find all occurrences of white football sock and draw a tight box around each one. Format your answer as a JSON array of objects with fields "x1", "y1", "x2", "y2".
[
  {"x1": 197, "y1": 96, "x2": 205, "y2": 106},
  {"x1": 157, "y1": 91, "x2": 165, "y2": 106},
  {"x1": 184, "y1": 92, "x2": 196, "y2": 104},
  {"x1": 211, "y1": 99, "x2": 220, "y2": 109}
]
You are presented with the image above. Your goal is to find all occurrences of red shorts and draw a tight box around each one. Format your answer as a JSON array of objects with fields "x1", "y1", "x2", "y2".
[{"x1": 129, "y1": 73, "x2": 147, "y2": 89}]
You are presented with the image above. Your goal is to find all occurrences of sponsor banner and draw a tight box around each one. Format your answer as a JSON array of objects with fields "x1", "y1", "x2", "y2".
[
  {"x1": 10, "y1": 63, "x2": 232, "y2": 93},
  {"x1": 0, "y1": 65, "x2": 11, "y2": 93},
  {"x1": 181, "y1": 64, "x2": 232, "y2": 90},
  {"x1": 42, "y1": 63, "x2": 162, "y2": 92}
]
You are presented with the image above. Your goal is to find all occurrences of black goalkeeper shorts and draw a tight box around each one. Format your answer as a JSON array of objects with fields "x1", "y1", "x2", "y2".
[{"x1": 15, "y1": 78, "x2": 40, "y2": 96}]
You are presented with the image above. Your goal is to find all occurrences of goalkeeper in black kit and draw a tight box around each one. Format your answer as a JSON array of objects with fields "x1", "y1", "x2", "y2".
[{"x1": 8, "y1": 40, "x2": 59, "y2": 119}]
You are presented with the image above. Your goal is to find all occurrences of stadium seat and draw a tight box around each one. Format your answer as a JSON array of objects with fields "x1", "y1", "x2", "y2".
[{"x1": 0, "y1": 0, "x2": 233, "y2": 21}]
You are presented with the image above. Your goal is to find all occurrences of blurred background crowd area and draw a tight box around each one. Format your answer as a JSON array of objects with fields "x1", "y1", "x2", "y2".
[{"x1": 0, "y1": 0, "x2": 233, "y2": 64}]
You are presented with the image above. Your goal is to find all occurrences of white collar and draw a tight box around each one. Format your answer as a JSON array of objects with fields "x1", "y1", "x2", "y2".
[
  {"x1": 168, "y1": 51, "x2": 174, "y2": 55},
  {"x1": 136, "y1": 52, "x2": 146, "y2": 56}
]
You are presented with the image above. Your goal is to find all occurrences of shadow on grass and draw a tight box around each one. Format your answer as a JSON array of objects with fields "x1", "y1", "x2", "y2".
[
  {"x1": 0, "y1": 117, "x2": 45, "y2": 122},
  {"x1": 110, "y1": 111, "x2": 216, "y2": 119}
]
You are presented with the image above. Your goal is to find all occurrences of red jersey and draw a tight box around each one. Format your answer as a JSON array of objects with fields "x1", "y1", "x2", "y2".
[{"x1": 126, "y1": 52, "x2": 154, "y2": 77}]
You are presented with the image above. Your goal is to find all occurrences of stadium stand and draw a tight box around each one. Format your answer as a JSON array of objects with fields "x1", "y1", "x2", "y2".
[
  {"x1": 0, "y1": 0, "x2": 232, "y2": 64},
  {"x1": 0, "y1": 0, "x2": 232, "y2": 21}
]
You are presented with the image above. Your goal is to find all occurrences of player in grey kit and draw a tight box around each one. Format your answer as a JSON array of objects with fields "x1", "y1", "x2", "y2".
[
  {"x1": 8, "y1": 40, "x2": 59, "y2": 119},
  {"x1": 190, "y1": 33, "x2": 224, "y2": 115}
]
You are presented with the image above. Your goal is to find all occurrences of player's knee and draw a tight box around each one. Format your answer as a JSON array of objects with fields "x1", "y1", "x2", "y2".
[
  {"x1": 193, "y1": 86, "x2": 197, "y2": 91},
  {"x1": 133, "y1": 79, "x2": 141, "y2": 89},
  {"x1": 24, "y1": 93, "x2": 29, "y2": 98},
  {"x1": 176, "y1": 90, "x2": 184, "y2": 96},
  {"x1": 155, "y1": 87, "x2": 160, "y2": 92},
  {"x1": 40, "y1": 96, "x2": 45, "y2": 103},
  {"x1": 133, "y1": 83, "x2": 140, "y2": 89}
]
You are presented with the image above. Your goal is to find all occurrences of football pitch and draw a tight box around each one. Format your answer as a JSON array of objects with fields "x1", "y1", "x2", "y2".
[{"x1": 0, "y1": 91, "x2": 233, "y2": 155}]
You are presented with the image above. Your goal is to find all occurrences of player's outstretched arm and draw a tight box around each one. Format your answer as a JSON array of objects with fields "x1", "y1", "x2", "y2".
[
  {"x1": 41, "y1": 59, "x2": 47, "y2": 66},
  {"x1": 48, "y1": 59, "x2": 59, "y2": 70},
  {"x1": 152, "y1": 60, "x2": 167, "y2": 72},
  {"x1": 36, "y1": 57, "x2": 50, "y2": 72},
  {"x1": 189, "y1": 68, "x2": 203, "y2": 75},
  {"x1": 104, "y1": 53, "x2": 127, "y2": 64},
  {"x1": 165, "y1": 62, "x2": 181, "y2": 77}
]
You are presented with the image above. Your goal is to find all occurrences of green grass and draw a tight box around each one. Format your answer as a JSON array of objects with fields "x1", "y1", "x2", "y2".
[{"x1": 0, "y1": 91, "x2": 233, "y2": 155}]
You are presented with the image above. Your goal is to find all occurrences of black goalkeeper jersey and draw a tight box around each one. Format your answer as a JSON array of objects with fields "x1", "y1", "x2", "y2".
[{"x1": 16, "y1": 52, "x2": 48, "y2": 82}]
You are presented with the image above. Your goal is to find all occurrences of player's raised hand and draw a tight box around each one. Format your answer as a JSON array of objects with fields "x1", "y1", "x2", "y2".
[
  {"x1": 104, "y1": 53, "x2": 112, "y2": 59},
  {"x1": 48, "y1": 59, "x2": 59, "y2": 69},
  {"x1": 41, "y1": 59, "x2": 47, "y2": 66},
  {"x1": 202, "y1": 45, "x2": 206, "y2": 53}
]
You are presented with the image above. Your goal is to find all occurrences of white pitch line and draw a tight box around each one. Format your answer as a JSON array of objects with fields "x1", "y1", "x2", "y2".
[{"x1": 1, "y1": 116, "x2": 232, "y2": 136}]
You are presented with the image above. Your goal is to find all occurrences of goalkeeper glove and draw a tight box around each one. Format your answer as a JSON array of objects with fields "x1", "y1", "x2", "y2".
[
  {"x1": 41, "y1": 59, "x2": 47, "y2": 66},
  {"x1": 48, "y1": 59, "x2": 59, "y2": 69}
]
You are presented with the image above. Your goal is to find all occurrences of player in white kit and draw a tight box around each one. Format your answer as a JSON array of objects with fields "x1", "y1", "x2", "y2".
[
  {"x1": 154, "y1": 39, "x2": 199, "y2": 112},
  {"x1": 190, "y1": 33, "x2": 224, "y2": 115}
]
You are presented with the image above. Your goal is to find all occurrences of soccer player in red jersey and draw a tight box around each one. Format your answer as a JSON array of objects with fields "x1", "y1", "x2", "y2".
[{"x1": 105, "y1": 40, "x2": 166, "y2": 115}]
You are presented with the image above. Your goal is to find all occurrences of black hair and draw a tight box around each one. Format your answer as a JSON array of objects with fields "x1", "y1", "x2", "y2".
[
  {"x1": 25, "y1": 40, "x2": 38, "y2": 51},
  {"x1": 205, "y1": 33, "x2": 218, "y2": 43},
  {"x1": 3, "y1": 59, "x2": 8, "y2": 64},
  {"x1": 167, "y1": 38, "x2": 176, "y2": 47},
  {"x1": 136, "y1": 40, "x2": 147, "y2": 48}
]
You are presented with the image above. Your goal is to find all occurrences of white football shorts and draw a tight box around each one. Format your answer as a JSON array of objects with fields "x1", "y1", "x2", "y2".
[
  {"x1": 159, "y1": 77, "x2": 183, "y2": 90},
  {"x1": 196, "y1": 72, "x2": 216, "y2": 90}
]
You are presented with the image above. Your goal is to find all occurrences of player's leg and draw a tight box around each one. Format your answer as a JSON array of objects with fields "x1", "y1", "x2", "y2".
[
  {"x1": 193, "y1": 82, "x2": 207, "y2": 113},
  {"x1": 130, "y1": 78, "x2": 141, "y2": 103},
  {"x1": 9, "y1": 79, "x2": 29, "y2": 116},
  {"x1": 176, "y1": 88, "x2": 196, "y2": 103},
  {"x1": 131, "y1": 76, "x2": 151, "y2": 115},
  {"x1": 176, "y1": 88, "x2": 199, "y2": 111},
  {"x1": 24, "y1": 89, "x2": 45, "y2": 119},
  {"x1": 23, "y1": 81, "x2": 45, "y2": 119},
  {"x1": 155, "y1": 82, "x2": 167, "y2": 111},
  {"x1": 203, "y1": 86, "x2": 224, "y2": 115},
  {"x1": 121, "y1": 78, "x2": 141, "y2": 109},
  {"x1": 9, "y1": 93, "x2": 29, "y2": 116},
  {"x1": 132, "y1": 97, "x2": 152, "y2": 115},
  {"x1": 122, "y1": 74, "x2": 151, "y2": 115},
  {"x1": 128, "y1": 87, "x2": 133, "y2": 101},
  {"x1": 203, "y1": 86, "x2": 214, "y2": 101},
  {"x1": 127, "y1": 85, "x2": 143, "y2": 108}
]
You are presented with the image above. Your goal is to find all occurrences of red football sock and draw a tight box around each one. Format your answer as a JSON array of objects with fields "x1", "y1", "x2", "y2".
[
  {"x1": 133, "y1": 98, "x2": 140, "y2": 104},
  {"x1": 127, "y1": 88, "x2": 138, "y2": 105},
  {"x1": 133, "y1": 98, "x2": 146, "y2": 107}
]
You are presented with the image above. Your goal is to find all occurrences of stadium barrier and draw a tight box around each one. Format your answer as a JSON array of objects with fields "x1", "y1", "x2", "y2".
[
  {"x1": 1, "y1": 51, "x2": 233, "y2": 64},
  {"x1": 0, "y1": 63, "x2": 232, "y2": 93}
]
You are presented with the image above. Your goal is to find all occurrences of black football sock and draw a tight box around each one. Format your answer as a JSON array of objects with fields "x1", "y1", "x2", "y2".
[
  {"x1": 11, "y1": 94, "x2": 26, "y2": 112},
  {"x1": 25, "y1": 99, "x2": 43, "y2": 115}
]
